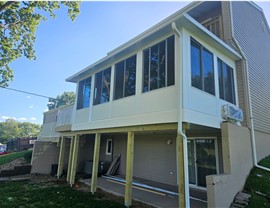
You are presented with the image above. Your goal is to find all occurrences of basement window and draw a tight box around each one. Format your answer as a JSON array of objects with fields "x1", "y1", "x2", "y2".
[
  {"x1": 94, "y1": 67, "x2": 111, "y2": 105},
  {"x1": 106, "y1": 139, "x2": 112, "y2": 155},
  {"x1": 218, "y1": 58, "x2": 236, "y2": 104},
  {"x1": 77, "y1": 77, "x2": 92, "y2": 109},
  {"x1": 143, "y1": 35, "x2": 175, "y2": 92},
  {"x1": 191, "y1": 38, "x2": 215, "y2": 95},
  {"x1": 114, "y1": 55, "x2": 137, "y2": 100}
]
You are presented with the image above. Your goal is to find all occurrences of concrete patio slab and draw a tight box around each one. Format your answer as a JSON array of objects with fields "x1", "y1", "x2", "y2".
[{"x1": 80, "y1": 177, "x2": 207, "y2": 208}]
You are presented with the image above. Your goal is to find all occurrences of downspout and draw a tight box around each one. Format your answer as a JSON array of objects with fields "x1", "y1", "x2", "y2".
[
  {"x1": 229, "y1": 3, "x2": 270, "y2": 172},
  {"x1": 172, "y1": 22, "x2": 191, "y2": 208}
]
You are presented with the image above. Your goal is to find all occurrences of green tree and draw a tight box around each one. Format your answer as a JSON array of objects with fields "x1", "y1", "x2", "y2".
[
  {"x1": 0, "y1": 1, "x2": 80, "y2": 87},
  {"x1": 47, "y1": 91, "x2": 76, "y2": 110},
  {"x1": 18, "y1": 122, "x2": 41, "y2": 138},
  {"x1": 0, "y1": 119, "x2": 21, "y2": 143},
  {"x1": 0, "y1": 119, "x2": 41, "y2": 143}
]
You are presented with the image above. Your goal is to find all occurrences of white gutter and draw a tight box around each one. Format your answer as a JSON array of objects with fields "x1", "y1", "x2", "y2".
[
  {"x1": 229, "y1": 3, "x2": 270, "y2": 172},
  {"x1": 172, "y1": 22, "x2": 190, "y2": 208}
]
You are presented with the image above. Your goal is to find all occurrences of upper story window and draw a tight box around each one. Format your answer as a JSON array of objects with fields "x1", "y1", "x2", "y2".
[
  {"x1": 114, "y1": 55, "x2": 136, "y2": 100},
  {"x1": 202, "y1": 16, "x2": 223, "y2": 39},
  {"x1": 94, "y1": 67, "x2": 111, "y2": 105},
  {"x1": 143, "y1": 35, "x2": 175, "y2": 92},
  {"x1": 218, "y1": 59, "x2": 236, "y2": 104},
  {"x1": 77, "y1": 77, "x2": 91, "y2": 109},
  {"x1": 191, "y1": 38, "x2": 215, "y2": 95}
]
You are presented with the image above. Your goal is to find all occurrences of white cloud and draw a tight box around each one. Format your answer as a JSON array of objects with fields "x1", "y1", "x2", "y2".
[
  {"x1": 0, "y1": 116, "x2": 37, "y2": 122},
  {"x1": 29, "y1": 105, "x2": 34, "y2": 109},
  {"x1": 26, "y1": 96, "x2": 31, "y2": 99},
  {"x1": 1, "y1": 116, "x2": 15, "y2": 120},
  {"x1": 18, "y1": 118, "x2": 28, "y2": 121}
]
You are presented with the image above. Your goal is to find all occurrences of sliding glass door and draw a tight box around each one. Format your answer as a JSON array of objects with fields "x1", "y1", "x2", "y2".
[{"x1": 188, "y1": 138, "x2": 218, "y2": 187}]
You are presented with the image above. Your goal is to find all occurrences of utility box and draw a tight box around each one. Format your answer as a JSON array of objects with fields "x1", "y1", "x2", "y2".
[{"x1": 84, "y1": 161, "x2": 110, "y2": 175}]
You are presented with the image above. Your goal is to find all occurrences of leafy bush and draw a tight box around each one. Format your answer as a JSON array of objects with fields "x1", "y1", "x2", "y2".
[{"x1": 23, "y1": 150, "x2": 32, "y2": 163}]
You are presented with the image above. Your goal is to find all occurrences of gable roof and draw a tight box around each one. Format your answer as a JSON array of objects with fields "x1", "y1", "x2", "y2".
[{"x1": 66, "y1": 2, "x2": 241, "y2": 83}]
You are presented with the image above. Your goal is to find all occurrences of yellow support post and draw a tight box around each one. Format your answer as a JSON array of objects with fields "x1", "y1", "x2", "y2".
[
  {"x1": 177, "y1": 133, "x2": 186, "y2": 208},
  {"x1": 57, "y1": 136, "x2": 66, "y2": 178},
  {"x1": 91, "y1": 133, "x2": 101, "y2": 194},
  {"x1": 70, "y1": 135, "x2": 80, "y2": 185},
  {"x1": 67, "y1": 136, "x2": 74, "y2": 182},
  {"x1": 124, "y1": 131, "x2": 135, "y2": 207}
]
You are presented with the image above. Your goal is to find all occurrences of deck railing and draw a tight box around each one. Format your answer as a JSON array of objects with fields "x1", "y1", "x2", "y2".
[{"x1": 56, "y1": 104, "x2": 74, "y2": 127}]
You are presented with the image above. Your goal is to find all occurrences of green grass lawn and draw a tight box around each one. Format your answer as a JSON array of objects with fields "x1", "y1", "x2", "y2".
[
  {"x1": 0, "y1": 150, "x2": 32, "y2": 166},
  {"x1": 0, "y1": 181, "x2": 125, "y2": 208},
  {"x1": 244, "y1": 156, "x2": 270, "y2": 208}
]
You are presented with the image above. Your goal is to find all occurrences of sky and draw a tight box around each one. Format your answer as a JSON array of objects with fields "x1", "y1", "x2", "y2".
[{"x1": 0, "y1": 1, "x2": 270, "y2": 125}]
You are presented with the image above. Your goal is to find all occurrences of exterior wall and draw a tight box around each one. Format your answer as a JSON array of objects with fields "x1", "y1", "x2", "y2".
[
  {"x1": 31, "y1": 141, "x2": 60, "y2": 174},
  {"x1": 43, "y1": 110, "x2": 57, "y2": 123},
  {"x1": 133, "y1": 134, "x2": 177, "y2": 185},
  {"x1": 206, "y1": 122, "x2": 253, "y2": 208},
  {"x1": 71, "y1": 27, "x2": 240, "y2": 133},
  {"x1": 38, "y1": 110, "x2": 60, "y2": 142},
  {"x1": 234, "y1": 60, "x2": 248, "y2": 127},
  {"x1": 114, "y1": 133, "x2": 177, "y2": 185},
  {"x1": 77, "y1": 135, "x2": 94, "y2": 172},
  {"x1": 113, "y1": 134, "x2": 127, "y2": 175},
  {"x1": 182, "y1": 28, "x2": 240, "y2": 129},
  {"x1": 255, "y1": 130, "x2": 270, "y2": 161},
  {"x1": 77, "y1": 134, "x2": 113, "y2": 172},
  {"x1": 232, "y1": 1, "x2": 270, "y2": 134}
]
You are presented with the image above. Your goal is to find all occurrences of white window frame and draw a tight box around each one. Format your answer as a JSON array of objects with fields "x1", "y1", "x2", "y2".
[
  {"x1": 187, "y1": 137, "x2": 219, "y2": 188},
  {"x1": 106, "y1": 139, "x2": 112, "y2": 155}
]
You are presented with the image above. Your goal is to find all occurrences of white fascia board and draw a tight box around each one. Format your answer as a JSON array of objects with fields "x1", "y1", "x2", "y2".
[{"x1": 182, "y1": 14, "x2": 242, "y2": 60}]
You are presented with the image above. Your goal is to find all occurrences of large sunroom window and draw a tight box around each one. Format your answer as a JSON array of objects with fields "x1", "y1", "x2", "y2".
[
  {"x1": 94, "y1": 67, "x2": 111, "y2": 105},
  {"x1": 77, "y1": 77, "x2": 91, "y2": 109},
  {"x1": 218, "y1": 59, "x2": 236, "y2": 104},
  {"x1": 114, "y1": 55, "x2": 136, "y2": 100},
  {"x1": 143, "y1": 35, "x2": 175, "y2": 92},
  {"x1": 191, "y1": 38, "x2": 215, "y2": 95}
]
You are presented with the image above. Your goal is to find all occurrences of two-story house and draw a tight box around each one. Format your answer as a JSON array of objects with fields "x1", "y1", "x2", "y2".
[{"x1": 32, "y1": 1, "x2": 270, "y2": 208}]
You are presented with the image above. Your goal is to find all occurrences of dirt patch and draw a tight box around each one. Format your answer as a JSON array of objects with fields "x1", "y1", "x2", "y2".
[{"x1": 0, "y1": 158, "x2": 28, "y2": 171}]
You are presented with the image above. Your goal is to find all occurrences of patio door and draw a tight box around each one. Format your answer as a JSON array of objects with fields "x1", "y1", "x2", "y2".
[{"x1": 187, "y1": 138, "x2": 218, "y2": 187}]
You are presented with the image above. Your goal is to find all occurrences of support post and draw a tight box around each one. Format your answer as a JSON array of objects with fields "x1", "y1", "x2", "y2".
[
  {"x1": 91, "y1": 133, "x2": 101, "y2": 194},
  {"x1": 177, "y1": 132, "x2": 186, "y2": 208},
  {"x1": 124, "y1": 131, "x2": 135, "y2": 207},
  {"x1": 67, "y1": 136, "x2": 74, "y2": 182},
  {"x1": 57, "y1": 136, "x2": 66, "y2": 178},
  {"x1": 70, "y1": 135, "x2": 80, "y2": 185}
]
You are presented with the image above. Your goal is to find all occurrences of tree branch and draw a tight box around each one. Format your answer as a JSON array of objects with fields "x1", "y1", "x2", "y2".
[{"x1": 0, "y1": 1, "x2": 16, "y2": 13}]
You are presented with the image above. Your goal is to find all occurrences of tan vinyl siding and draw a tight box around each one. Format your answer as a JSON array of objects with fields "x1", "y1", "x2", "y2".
[
  {"x1": 232, "y1": 2, "x2": 270, "y2": 133},
  {"x1": 235, "y1": 60, "x2": 248, "y2": 127},
  {"x1": 113, "y1": 133, "x2": 177, "y2": 185},
  {"x1": 133, "y1": 134, "x2": 177, "y2": 185},
  {"x1": 113, "y1": 134, "x2": 127, "y2": 175}
]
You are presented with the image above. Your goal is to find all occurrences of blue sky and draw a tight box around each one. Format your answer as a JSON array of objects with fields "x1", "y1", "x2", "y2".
[{"x1": 0, "y1": 1, "x2": 269, "y2": 125}]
